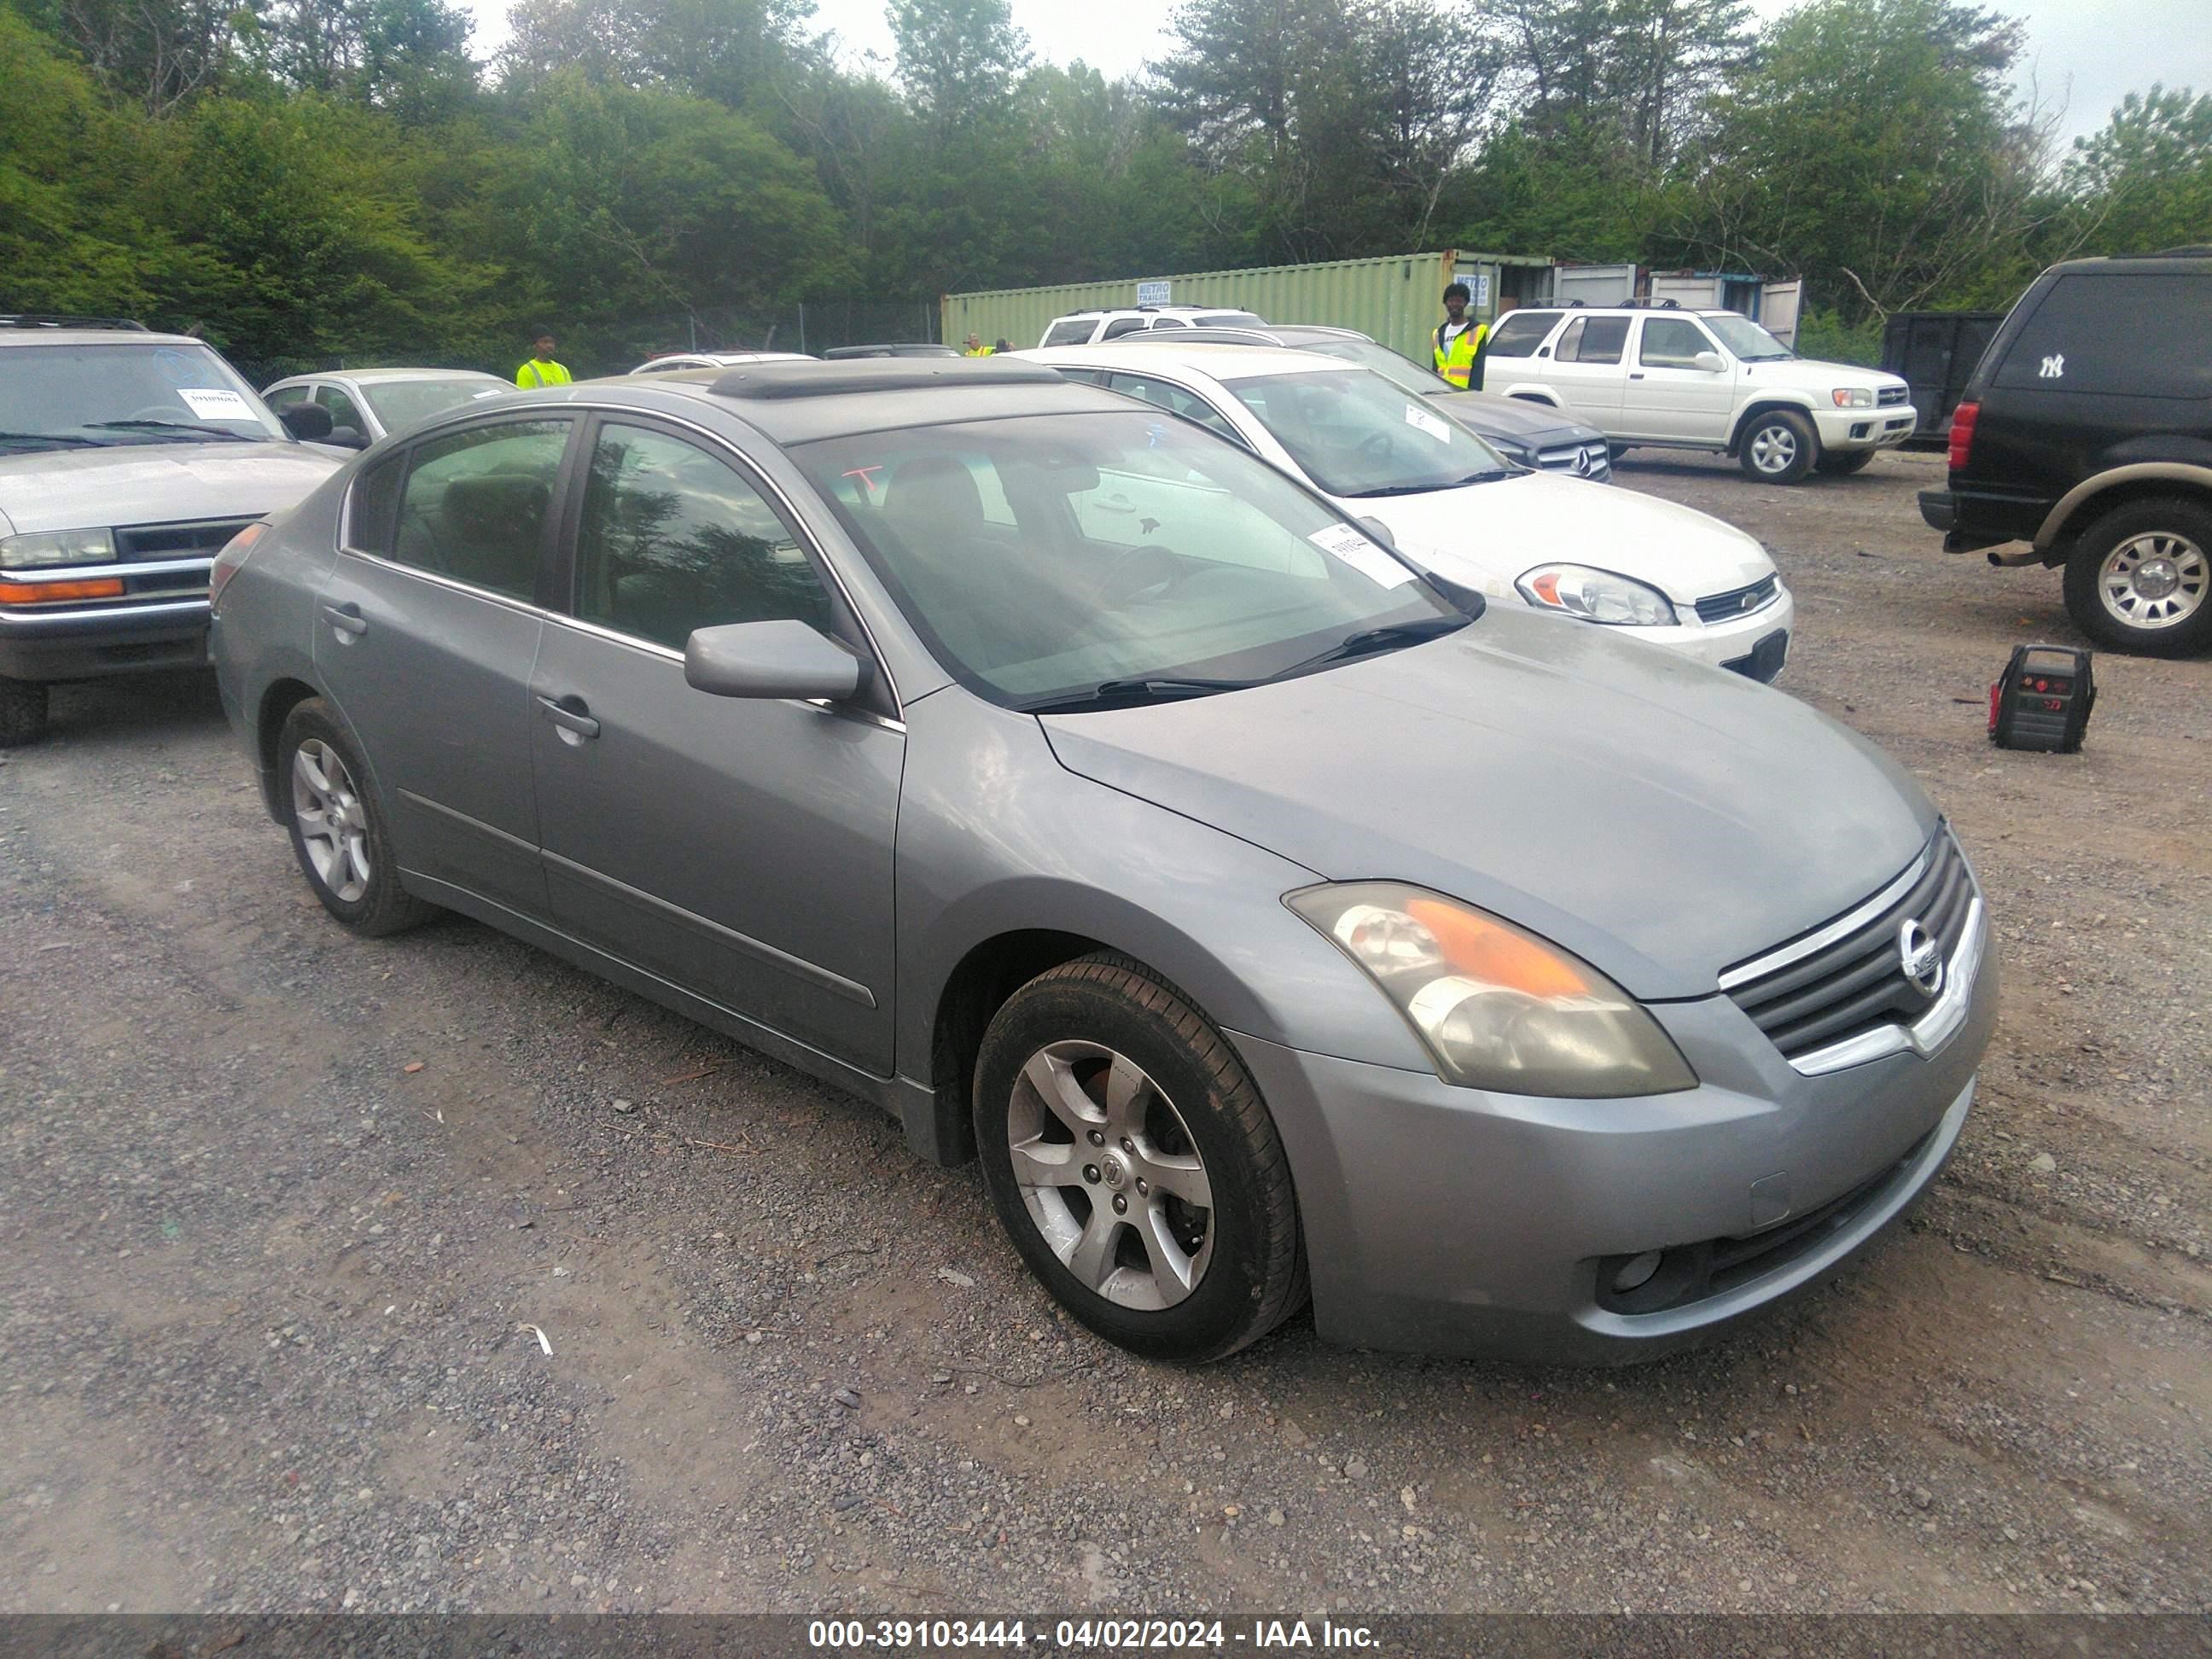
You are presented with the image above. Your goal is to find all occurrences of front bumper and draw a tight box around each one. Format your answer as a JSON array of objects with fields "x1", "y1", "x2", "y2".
[
  {"x1": 1812, "y1": 405, "x2": 1918, "y2": 453},
  {"x1": 1229, "y1": 902, "x2": 1996, "y2": 1364},
  {"x1": 0, "y1": 595, "x2": 211, "y2": 683},
  {"x1": 1622, "y1": 581, "x2": 1796, "y2": 678}
]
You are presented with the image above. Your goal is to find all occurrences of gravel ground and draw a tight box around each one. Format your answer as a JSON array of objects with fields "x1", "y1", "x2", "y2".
[{"x1": 2, "y1": 446, "x2": 2207, "y2": 1617}]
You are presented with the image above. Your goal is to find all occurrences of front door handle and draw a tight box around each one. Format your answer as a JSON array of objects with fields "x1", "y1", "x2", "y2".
[
  {"x1": 1628, "y1": 371, "x2": 1646, "y2": 380},
  {"x1": 536, "y1": 694, "x2": 601, "y2": 741},
  {"x1": 320, "y1": 602, "x2": 368, "y2": 637}
]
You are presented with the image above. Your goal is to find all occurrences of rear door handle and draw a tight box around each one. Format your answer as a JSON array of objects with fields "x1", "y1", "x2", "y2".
[
  {"x1": 536, "y1": 694, "x2": 601, "y2": 741},
  {"x1": 320, "y1": 602, "x2": 368, "y2": 637},
  {"x1": 1628, "y1": 371, "x2": 1646, "y2": 380}
]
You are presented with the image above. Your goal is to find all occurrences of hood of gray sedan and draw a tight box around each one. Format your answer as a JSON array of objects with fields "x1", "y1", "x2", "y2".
[
  {"x1": 0, "y1": 443, "x2": 342, "y2": 535},
  {"x1": 1429, "y1": 390, "x2": 1597, "y2": 443},
  {"x1": 1040, "y1": 609, "x2": 1936, "y2": 999}
]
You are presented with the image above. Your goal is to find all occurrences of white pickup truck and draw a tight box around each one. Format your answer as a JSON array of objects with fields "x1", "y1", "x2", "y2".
[{"x1": 1482, "y1": 304, "x2": 1916, "y2": 483}]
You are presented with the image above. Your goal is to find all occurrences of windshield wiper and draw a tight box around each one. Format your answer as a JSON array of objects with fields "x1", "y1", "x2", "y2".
[
  {"x1": 1018, "y1": 675, "x2": 1258, "y2": 714},
  {"x1": 87, "y1": 419, "x2": 255, "y2": 442},
  {"x1": 1264, "y1": 614, "x2": 1470, "y2": 682},
  {"x1": 0, "y1": 429, "x2": 104, "y2": 449}
]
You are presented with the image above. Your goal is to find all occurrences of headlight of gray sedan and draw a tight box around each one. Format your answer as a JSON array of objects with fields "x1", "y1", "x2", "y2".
[
  {"x1": 1515, "y1": 563, "x2": 1677, "y2": 626},
  {"x1": 0, "y1": 528, "x2": 116, "y2": 568},
  {"x1": 1288, "y1": 882, "x2": 1697, "y2": 1097}
]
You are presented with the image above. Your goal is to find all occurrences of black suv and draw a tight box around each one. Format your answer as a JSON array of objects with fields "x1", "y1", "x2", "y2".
[{"x1": 1918, "y1": 249, "x2": 2212, "y2": 656}]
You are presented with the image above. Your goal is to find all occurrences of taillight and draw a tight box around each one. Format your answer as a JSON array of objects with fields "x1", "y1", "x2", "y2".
[
  {"x1": 208, "y1": 521, "x2": 268, "y2": 614},
  {"x1": 1947, "y1": 399, "x2": 1979, "y2": 472}
]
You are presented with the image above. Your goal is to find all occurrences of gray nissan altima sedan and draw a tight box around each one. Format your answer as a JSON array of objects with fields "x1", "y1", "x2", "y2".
[{"x1": 208, "y1": 358, "x2": 1996, "y2": 1365}]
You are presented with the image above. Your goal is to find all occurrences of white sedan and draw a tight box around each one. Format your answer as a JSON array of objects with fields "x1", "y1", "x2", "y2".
[
  {"x1": 260, "y1": 368, "x2": 515, "y2": 450},
  {"x1": 1016, "y1": 343, "x2": 1794, "y2": 678}
]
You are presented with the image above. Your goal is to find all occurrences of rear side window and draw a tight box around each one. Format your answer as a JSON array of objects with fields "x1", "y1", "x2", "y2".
[
  {"x1": 1150, "y1": 316, "x2": 1189, "y2": 329},
  {"x1": 346, "y1": 452, "x2": 405, "y2": 554},
  {"x1": 1994, "y1": 273, "x2": 2212, "y2": 398},
  {"x1": 391, "y1": 420, "x2": 570, "y2": 602},
  {"x1": 1556, "y1": 317, "x2": 1628, "y2": 365},
  {"x1": 1041, "y1": 319, "x2": 1096, "y2": 346},
  {"x1": 1484, "y1": 311, "x2": 1560, "y2": 357},
  {"x1": 1099, "y1": 317, "x2": 1149, "y2": 341}
]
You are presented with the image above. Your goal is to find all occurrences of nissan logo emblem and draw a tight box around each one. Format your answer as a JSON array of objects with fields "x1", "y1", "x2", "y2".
[{"x1": 1897, "y1": 918, "x2": 1945, "y2": 999}]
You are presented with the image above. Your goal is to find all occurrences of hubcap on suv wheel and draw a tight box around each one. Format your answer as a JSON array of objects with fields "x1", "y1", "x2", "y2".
[
  {"x1": 1749, "y1": 424, "x2": 1799, "y2": 474},
  {"x1": 1006, "y1": 1040, "x2": 1214, "y2": 1310},
  {"x1": 292, "y1": 739, "x2": 371, "y2": 902},
  {"x1": 2100, "y1": 533, "x2": 2207, "y2": 631}
]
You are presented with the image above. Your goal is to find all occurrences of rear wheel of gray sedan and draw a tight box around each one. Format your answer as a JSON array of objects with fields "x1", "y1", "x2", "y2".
[
  {"x1": 974, "y1": 953, "x2": 1307, "y2": 1363},
  {"x1": 278, "y1": 698, "x2": 435, "y2": 936},
  {"x1": 0, "y1": 676, "x2": 49, "y2": 748},
  {"x1": 1738, "y1": 410, "x2": 1818, "y2": 484}
]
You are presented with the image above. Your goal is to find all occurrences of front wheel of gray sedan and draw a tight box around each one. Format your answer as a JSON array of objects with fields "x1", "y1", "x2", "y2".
[
  {"x1": 278, "y1": 698, "x2": 435, "y2": 936},
  {"x1": 974, "y1": 953, "x2": 1307, "y2": 1363}
]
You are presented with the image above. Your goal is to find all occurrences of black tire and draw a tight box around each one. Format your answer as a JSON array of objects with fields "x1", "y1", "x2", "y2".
[
  {"x1": 0, "y1": 676, "x2": 49, "y2": 748},
  {"x1": 1737, "y1": 409, "x2": 1818, "y2": 484},
  {"x1": 276, "y1": 697, "x2": 436, "y2": 935},
  {"x1": 2063, "y1": 497, "x2": 2212, "y2": 658},
  {"x1": 973, "y1": 952, "x2": 1307, "y2": 1364},
  {"x1": 1816, "y1": 449, "x2": 1876, "y2": 476}
]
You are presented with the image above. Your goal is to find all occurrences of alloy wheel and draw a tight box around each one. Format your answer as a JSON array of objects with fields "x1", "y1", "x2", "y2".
[
  {"x1": 1005, "y1": 1039, "x2": 1214, "y2": 1310},
  {"x1": 1749, "y1": 423, "x2": 1799, "y2": 475},
  {"x1": 2098, "y1": 532, "x2": 2208, "y2": 632},
  {"x1": 292, "y1": 738, "x2": 372, "y2": 903}
]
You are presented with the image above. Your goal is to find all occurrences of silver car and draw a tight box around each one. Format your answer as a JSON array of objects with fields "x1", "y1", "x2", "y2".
[
  {"x1": 210, "y1": 359, "x2": 1996, "y2": 1365},
  {"x1": 261, "y1": 368, "x2": 516, "y2": 450}
]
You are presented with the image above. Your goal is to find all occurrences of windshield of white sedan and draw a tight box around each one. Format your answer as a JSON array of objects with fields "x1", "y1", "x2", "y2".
[
  {"x1": 360, "y1": 379, "x2": 509, "y2": 431},
  {"x1": 1228, "y1": 370, "x2": 1511, "y2": 498},
  {"x1": 1702, "y1": 315, "x2": 1794, "y2": 361},
  {"x1": 794, "y1": 411, "x2": 1461, "y2": 708},
  {"x1": 0, "y1": 344, "x2": 285, "y2": 450}
]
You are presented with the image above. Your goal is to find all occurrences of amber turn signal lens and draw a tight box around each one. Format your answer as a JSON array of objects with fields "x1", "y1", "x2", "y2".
[
  {"x1": 1405, "y1": 898, "x2": 1590, "y2": 998},
  {"x1": 1, "y1": 577, "x2": 127, "y2": 605}
]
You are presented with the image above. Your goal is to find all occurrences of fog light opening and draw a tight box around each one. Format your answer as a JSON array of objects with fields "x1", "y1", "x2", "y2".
[{"x1": 1611, "y1": 1249, "x2": 1664, "y2": 1294}]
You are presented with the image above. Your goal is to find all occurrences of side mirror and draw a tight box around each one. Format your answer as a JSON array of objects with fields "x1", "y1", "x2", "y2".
[
  {"x1": 1692, "y1": 352, "x2": 1726, "y2": 374},
  {"x1": 684, "y1": 619, "x2": 864, "y2": 703},
  {"x1": 279, "y1": 403, "x2": 334, "y2": 440},
  {"x1": 327, "y1": 425, "x2": 367, "y2": 450}
]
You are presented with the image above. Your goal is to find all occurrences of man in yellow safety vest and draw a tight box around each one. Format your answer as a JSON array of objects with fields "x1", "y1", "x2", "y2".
[
  {"x1": 516, "y1": 330, "x2": 573, "y2": 390},
  {"x1": 963, "y1": 334, "x2": 993, "y2": 357},
  {"x1": 1433, "y1": 282, "x2": 1487, "y2": 390}
]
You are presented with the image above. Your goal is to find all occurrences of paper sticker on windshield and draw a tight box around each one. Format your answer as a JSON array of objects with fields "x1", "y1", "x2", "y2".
[
  {"x1": 1404, "y1": 404, "x2": 1452, "y2": 444},
  {"x1": 178, "y1": 387, "x2": 255, "y2": 422},
  {"x1": 1310, "y1": 522, "x2": 1414, "y2": 587}
]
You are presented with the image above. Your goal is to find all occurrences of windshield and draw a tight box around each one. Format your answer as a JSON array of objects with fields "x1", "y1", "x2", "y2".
[
  {"x1": 1226, "y1": 369, "x2": 1511, "y2": 497},
  {"x1": 360, "y1": 378, "x2": 510, "y2": 433},
  {"x1": 793, "y1": 410, "x2": 1458, "y2": 707},
  {"x1": 1703, "y1": 314, "x2": 1794, "y2": 361},
  {"x1": 1301, "y1": 337, "x2": 1452, "y2": 397},
  {"x1": 0, "y1": 342, "x2": 286, "y2": 451}
]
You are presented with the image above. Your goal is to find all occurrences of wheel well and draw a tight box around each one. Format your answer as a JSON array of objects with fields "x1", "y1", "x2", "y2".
[
  {"x1": 1728, "y1": 399, "x2": 1813, "y2": 456},
  {"x1": 928, "y1": 929, "x2": 1108, "y2": 1164},
  {"x1": 2040, "y1": 480, "x2": 2212, "y2": 567},
  {"x1": 255, "y1": 678, "x2": 318, "y2": 822}
]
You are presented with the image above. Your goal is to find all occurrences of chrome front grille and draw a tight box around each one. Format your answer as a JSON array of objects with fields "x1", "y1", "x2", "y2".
[
  {"x1": 1721, "y1": 830, "x2": 1976, "y2": 1064},
  {"x1": 1694, "y1": 573, "x2": 1780, "y2": 624},
  {"x1": 1877, "y1": 386, "x2": 1908, "y2": 407},
  {"x1": 114, "y1": 519, "x2": 253, "y2": 562},
  {"x1": 1534, "y1": 440, "x2": 1610, "y2": 480}
]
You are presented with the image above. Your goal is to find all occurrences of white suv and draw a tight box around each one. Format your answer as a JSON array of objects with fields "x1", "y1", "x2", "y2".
[
  {"x1": 1481, "y1": 305, "x2": 1916, "y2": 484},
  {"x1": 1038, "y1": 306, "x2": 1266, "y2": 347}
]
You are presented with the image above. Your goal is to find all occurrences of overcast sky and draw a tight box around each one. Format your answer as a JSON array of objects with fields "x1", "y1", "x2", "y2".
[{"x1": 463, "y1": 0, "x2": 2212, "y2": 152}]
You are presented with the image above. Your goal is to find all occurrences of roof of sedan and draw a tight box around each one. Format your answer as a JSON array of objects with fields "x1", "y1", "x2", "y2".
[
  {"x1": 622, "y1": 358, "x2": 1141, "y2": 443},
  {"x1": 270, "y1": 367, "x2": 510, "y2": 385},
  {"x1": 1016, "y1": 342, "x2": 1351, "y2": 381}
]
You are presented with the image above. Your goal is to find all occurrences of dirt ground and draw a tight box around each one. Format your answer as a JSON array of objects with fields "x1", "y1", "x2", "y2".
[{"x1": 2, "y1": 445, "x2": 2207, "y2": 1619}]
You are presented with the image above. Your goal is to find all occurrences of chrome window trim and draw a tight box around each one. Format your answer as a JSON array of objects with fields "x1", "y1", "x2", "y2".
[
  {"x1": 340, "y1": 400, "x2": 904, "y2": 719},
  {"x1": 1789, "y1": 897, "x2": 1986, "y2": 1076},
  {"x1": 1716, "y1": 840, "x2": 1935, "y2": 991}
]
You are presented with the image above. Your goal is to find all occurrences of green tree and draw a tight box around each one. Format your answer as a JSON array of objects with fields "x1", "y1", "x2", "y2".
[{"x1": 2062, "y1": 85, "x2": 2212, "y2": 258}]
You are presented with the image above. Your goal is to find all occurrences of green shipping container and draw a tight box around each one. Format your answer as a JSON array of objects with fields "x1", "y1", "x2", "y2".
[{"x1": 942, "y1": 251, "x2": 1556, "y2": 367}]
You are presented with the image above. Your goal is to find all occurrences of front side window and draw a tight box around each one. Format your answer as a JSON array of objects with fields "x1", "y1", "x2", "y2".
[
  {"x1": 1106, "y1": 372, "x2": 1243, "y2": 441},
  {"x1": 317, "y1": 384, "x2": 368, "y2": 433},
  {"x1": 1638, "y1": 317, "x2": 1718, "y2": 369},
  {"x1": 1482, "y1": 311, "x2": 1560, "y2": 358},
  {"x1": 574, "y1": 422, "x2": 835, "y2": 650},
  {"x1": 391, "y1": 419, "x2": 570, "y2": 601},
  {"x1": 265, "y1": 384, "x2": 310, "y2": 410},
  {"x1": 1228, "y1": 370, "x2": 1510, "y2": 497},
  {"x1": 0, "y1": 342, "x2": 285, "y2": 452},
  {"x1": 794, "y1": 410, "x2": 1455, "y2": 707}
]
